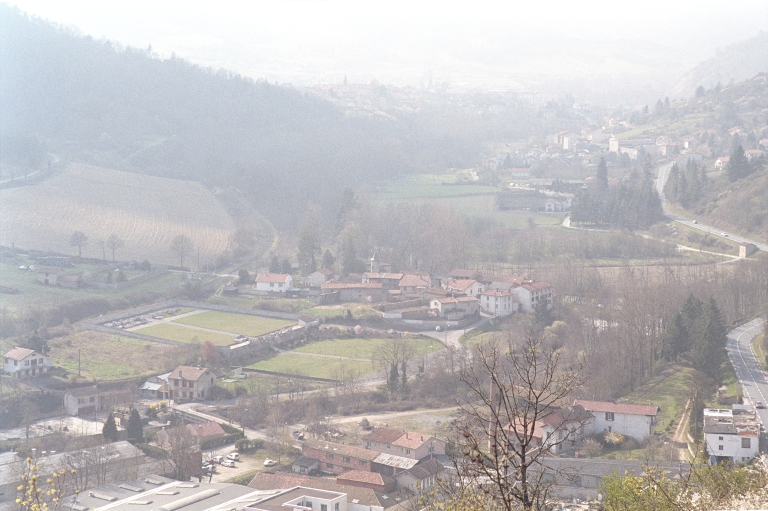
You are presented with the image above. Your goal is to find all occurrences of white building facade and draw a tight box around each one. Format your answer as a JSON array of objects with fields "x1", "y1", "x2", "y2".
[
  {"x1": 575, "y1": 400, "x2": 658, "y2": 442},
  {"x1": 704, "y1": 408, "x2": 760, "y2": 464},
  {"x1": 3, "y1": 347, "x2": 52, "y2": 378}
]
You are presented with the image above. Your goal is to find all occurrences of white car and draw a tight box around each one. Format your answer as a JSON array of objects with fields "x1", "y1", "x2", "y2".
[
  {"x1": 221, "y1": 460, "x2": 236, "y2": 468},
  {"x1": 227, "y1": 453, "x2": 240, "y2": 461},
  {"x1": 263, "y1": 459, "x2": 277, "y2": 467}
]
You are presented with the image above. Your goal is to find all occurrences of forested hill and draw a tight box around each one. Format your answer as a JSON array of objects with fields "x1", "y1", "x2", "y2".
[{"x1": 0, "y1": 5, "x2": 481, "y2": 226}]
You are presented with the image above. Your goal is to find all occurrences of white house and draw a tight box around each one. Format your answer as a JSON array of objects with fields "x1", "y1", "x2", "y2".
[
  {"x1": 714, "y1": 156, "x2": 729, "y2": 170},
  {"x1": 430, "y1": 296, "x2": 478, "y2": 318},
  {"x1": 479, "y1": 290, "x2": 518, "y2": 317},
  {"x1": 3, "y1": 347, "x2": 52, "y2": 379},
  {"x1": 703, "y1": 408, "x2": 760, "y2": 464},
  {"x1": 512, "y1": 281, "x2": 553, "y2": 313},
  {"x1": 308, "y1": 268, "x2": 334, "y2": 288},
  {"x1": 575, "y1": 400, "x2": 659, "y2": 442},
  {"x1": 63, "y1": 386, "x2": 101, "y2": 416},
  {"x1": 168, "y1": 365, "x2": 216, "y2": 401},
  {"x1": 445, "y1": 279, "x2": 484, "y2": 297},
  {"x1": 255, "y1": 273, "x2": 293, "y2": 293},
  {"x1": 503, "y1": 405, "x2": 593, "y2": 456}
]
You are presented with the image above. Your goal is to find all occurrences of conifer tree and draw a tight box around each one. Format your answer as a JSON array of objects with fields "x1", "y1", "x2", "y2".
[
  {"x1": 126, "y1": 408, "x2": 143, "y2": 443},
  {"x1": 103, "y1": 411, "x2": 119, "y2": 442}
]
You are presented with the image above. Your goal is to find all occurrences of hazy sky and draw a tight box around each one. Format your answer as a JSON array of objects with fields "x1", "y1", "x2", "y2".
[{"x1": 8, "y1": 1, "x2": 768, "y2": 98}]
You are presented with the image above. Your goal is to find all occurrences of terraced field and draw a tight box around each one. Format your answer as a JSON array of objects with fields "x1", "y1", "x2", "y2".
[{"x1": 0, "y1": 163, "x2": 236, "y2": 266}]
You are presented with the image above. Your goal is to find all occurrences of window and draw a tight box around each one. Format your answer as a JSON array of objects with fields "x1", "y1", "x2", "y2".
[
  {"x1": 343, "y1": 456, "x2": 350, "y2": 463},
  {"x1": 89, "y1": 396, "x2": 95, "y2": 402},
  {"x1": 321, "y1": 505, "x2": 327, "y2": 511},
  {"x1": 325, "y1": 452, "x2": 334, "y2": 460},
  {"x1": 718, "y1": 445, "x2": 724, "y2": 451},
  {"x1": 359, "y1": 460, "x2": 366, "y2": 466},
  {"x1": 742, "y1": 438, "x2": 751, "y2": 448},
  {"x1": 335, "y1": 504, "x2": 339, "y2": 511},
  {"x1": 326, "y1": 463, "x2": 333, "y2": 469},
  {"x1": 719, "y1": 436, "x2": 724, "y2": 441},
  {"x1": 406, "y1": 449, "x2": 411, "y2": 455},
  {"x1": 304, "y1": 501, "x2": 312, "y2": 508},
  {"x1": 605, "y1": 412, "x2": 614, "y2": 421},
  {"x1": 366, "y1": 442, "x2": 371, "y2": 448},
  {"x1": 386, "y1": 444, "x2": 390, "y2": 450}
]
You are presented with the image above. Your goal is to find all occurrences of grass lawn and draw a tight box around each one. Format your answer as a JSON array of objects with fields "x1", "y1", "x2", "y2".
[
  {"x1": 173, "y1": 311, "x2": 294, "y2": 337},
  {"x1": 294, "y1": 337, "x2": 442, "y2": 360},
  {"x1": 302, "y1": 304, "x2": 382, "y2": 320},
  {"x1": 135, "y1": 322, "x2": 235, "y2": 346},
  {"x1": 49, "y1": 331, "x2": 185, "y2": 381},
  {"x1": 248, "y1": 353, "x2": 377, "y2": 380},
  {"x1": 622, "y1": 364, "x2": 695, "y2": 435},
  {"x1": 374, "y1": 172, "x2": 498, "y2": 200},
  {"x1": 752, "y1": 333, "x2": 767, "y2": 370}
]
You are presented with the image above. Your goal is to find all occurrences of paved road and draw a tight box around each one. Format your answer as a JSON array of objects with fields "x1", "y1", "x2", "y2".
[
  {"x1": 656, "y1": 162, "x2": 768, "y2": 252},
  {"x1": 726, "y1": 318, "x2": 768, "y2": 428}
]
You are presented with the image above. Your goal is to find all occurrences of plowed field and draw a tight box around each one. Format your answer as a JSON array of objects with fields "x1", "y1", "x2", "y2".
[{"x1": 0, "y1": 164, "x2": 236, "y2": 266}]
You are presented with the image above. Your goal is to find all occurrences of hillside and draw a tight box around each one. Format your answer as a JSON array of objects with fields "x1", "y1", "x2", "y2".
[
  {"x1": 0, "y1": 164, "x2": 236, "y2": 265},
  {"x1": 0, "y1": 5, "x2": 481, "y2": 227},
  {"x1": 672, "y1": 32, "x2": 768, "y2": 98}
]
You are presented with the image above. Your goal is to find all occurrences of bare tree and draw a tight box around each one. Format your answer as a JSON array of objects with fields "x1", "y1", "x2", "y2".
[
  {"x1": 162, "y1": 425, "x2": 199, "y2": 480},
  {"x1": 449, "y1": 331, "x2": 589, "y2": 511},
  {"x1": 106, "y1": 234, "x2": 125, "y2": 262},
  {"x1": 170, "y1": 234, "x2": 194, "y2": 269},
  {"x1": 372, "y1": 337, "x2": 416, "y2": 394},
  {"x1": 69, "y1": 231, "x2": 88, "y2": 258}
]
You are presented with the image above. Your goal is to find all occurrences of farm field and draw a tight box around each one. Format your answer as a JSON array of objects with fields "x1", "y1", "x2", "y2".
[
  {"x1": 48, "y1": 331, "x2": 189, "y2": 381},
  {"x1": 248, "y1": 353, "x2": 377, "y2": 380},
  {"x1": 294, "y1": 337, "x2": 442, "y2": 360},
  {"x1": 134, "y1": 322, "x2": 235, "y2": 346},
  {"x1": 0, "y1": 163, "x2": 236, "y2": 266},
  {"x1": 173, "y1": 311, "x2": 294, "y2": 337}
]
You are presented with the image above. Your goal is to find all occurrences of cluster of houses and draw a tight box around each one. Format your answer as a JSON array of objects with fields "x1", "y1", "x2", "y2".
[
  {"x1": 293, "y1": 427, "x2": 446, "y2": 496},
  {"x1": 244, "y1": 264, "x2": 553, "y2": 321}
]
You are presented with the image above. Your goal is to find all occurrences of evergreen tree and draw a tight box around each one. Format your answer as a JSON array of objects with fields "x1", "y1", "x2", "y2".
[
  {"x1": 596, "y1": 157, "x2": 608, "y2": 188},
  {"x1": 727, "y1": 145, "x2": 750, "y2": 182},
  {"x1": 269, "y1": 255, "x2": 280, "y2": 273},
  {"x1": 103, "y1": 412, "x2": 119, "y2": 442},
  {"x1": 692, "y1": 299, "x2": 727, "y2": 383},
  {"x1": 534, "y1": 299, "x2": 554, "y2": 328},
  {"x1": 126, "y1": 408, "x2": 143, "y2": 443},
  {"x1": 322, "y1": 249, "x2": 335, "y2": 269},
  {"x1": 281, "y1": 258, "x2": 292, "y2": 274},
  {"x1": 663, "y1": 311, "x2": 689, "y2": 361}
]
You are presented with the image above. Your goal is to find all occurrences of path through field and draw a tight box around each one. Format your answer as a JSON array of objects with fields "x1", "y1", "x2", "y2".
[{"x1": 0, "y1": 163, "x2": 236, "y2": 266}]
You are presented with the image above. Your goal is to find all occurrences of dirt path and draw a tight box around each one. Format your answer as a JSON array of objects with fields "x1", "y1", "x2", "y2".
[{"x1": 671, "y1": 399, "x2": 693, "y2": 460}]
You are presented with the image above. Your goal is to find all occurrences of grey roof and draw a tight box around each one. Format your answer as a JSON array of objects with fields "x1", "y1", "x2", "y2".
[
  {"x1": 401, "y1": 458, "x2": 444, "y2": 480},
  {"x1": 65, "y1": 385, "x2": 99, "y2": 398},
  {"x1": 59, "y1": 478, "x2": 268, "y2": 511},
  {"x1": 373, "y1": 453, "x2": 419, "y2": 470},
  {"x1": 703, "y1": 408, "x2": 760, "y2": 436}
]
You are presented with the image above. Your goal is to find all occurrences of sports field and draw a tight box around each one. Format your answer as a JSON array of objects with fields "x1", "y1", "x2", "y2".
[
  {"x1": 173, "y1": 311, "x2": 294, "y2": 337},
  {"x1": 248, "y1": 353, "x2": 376, "y2": 380},
  {"x1": 135, "y1": 322, "x2": 236, "y2": 346}
]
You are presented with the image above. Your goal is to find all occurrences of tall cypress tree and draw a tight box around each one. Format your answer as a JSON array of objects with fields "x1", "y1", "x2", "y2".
[
  {"x1": 126, "y1": 408, "x2": 143, "y2": 443},
  {"x1": 692, "y1": 299, "x2": 727, "y2": 383},
  {"x1": 103, "y1": 411, "x2": 119, "y2": 442}
]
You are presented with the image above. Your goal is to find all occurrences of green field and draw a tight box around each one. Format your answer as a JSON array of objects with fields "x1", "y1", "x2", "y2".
[
  {"x1": 248, "y1": 353, "x2": 376, "y2": 380},
  {"x1": 295, "y1": 337, "x2": 442, "y2": 359},
  {"x1": 49, "y1": 331, "x2": 186, "y2": 381},
  {"x1": 135, "y1": 322, "x2": 235, "y2": 346},
  {"x1": 375, "y1": 172, "x2": 498, "y2": 200},
  {"x1": 173, "y1": 311, "x2": 294, "y2": 336}
]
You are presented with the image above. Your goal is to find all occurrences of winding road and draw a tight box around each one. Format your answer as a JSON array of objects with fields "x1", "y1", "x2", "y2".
[
  {"x1": 727, "y1": 318, "x2": 768, "y2": 428},
  {"x1": 655, "y1": 162, "x2": 768, "y2": 252}
]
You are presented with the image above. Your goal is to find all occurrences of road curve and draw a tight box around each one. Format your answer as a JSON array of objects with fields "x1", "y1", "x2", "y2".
[
  {"x1": 655, "y1": 163, "x2": 768, "y2": 252},
  {"x1": 726, "y1": 318, "x2": 768, "y2": 427}
]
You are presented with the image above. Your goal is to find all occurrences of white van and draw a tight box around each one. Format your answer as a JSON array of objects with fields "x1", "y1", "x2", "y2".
[
  {"x1": 212, "y1": 455, "x2": 224, "y2": 464},
  {"x1": 227, "y1": 453, "x2": 240, "y2": 461}
]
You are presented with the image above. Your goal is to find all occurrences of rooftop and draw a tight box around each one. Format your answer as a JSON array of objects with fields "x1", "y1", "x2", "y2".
[
  {"x1": 170, "y1": 366, "x2": 211, "y2": 381},
  {"x1": 703, "y1": 408, "x2": 761, "y2": 436},
  {"x1": 3, "y1": 346, "x2": 37, "y2": 361},
  {"x1": 575, "y1": 399, "x2": 659, "y2": 417},
  {"x1": 303, "y1": 440, "x2": 380, "y2": 461},
  {"x1": 255, "y1": 273, "x2": 291, "y2": 283},
  {"x1": 336, "y1": 470, "x2": 395, "y2": 487}
]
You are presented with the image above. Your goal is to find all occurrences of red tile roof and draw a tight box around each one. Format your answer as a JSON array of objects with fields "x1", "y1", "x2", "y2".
[
  {"x1": 575, "y1": 399, "x2": 659, "y2": 417},
  {"x1": 256, "y1": 273, "x2": 290, "y2": 283},
  {"x1": 303, "y1": 440, "x2": 380, "y2": 461},
  {"x1": 362, "y1": 427, "x2": 406, "y2": 444},
  {"x1": 336, "y1": 470, "x2": 395, "y2": 486},
  {"x1": 398, "y1": 274, "x2": 430, "y2": 288},
  {"x1": 363, "y1": 272, "x2": 404, "y2": 280},
  {"x1": 447, "y1": 279, "x2": 477, "y2": 291},
  {"x1": 480, "y1": 290, "x2": 512, "y2": 297},
  {"x1": 187, "y1": 420, "x2": 225, "y2": 439},
  {"x1": 449, "y1": 269, "x2": 480, "y2": 279},
  {"x1": 3, "y1": 347, "x2": 36, "y2": 361},
  {"x1": 169, "y1": 366, "x2": 211, "y2": 381}
]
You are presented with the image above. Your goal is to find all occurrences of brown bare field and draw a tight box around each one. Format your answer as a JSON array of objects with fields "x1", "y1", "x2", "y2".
[{"x1": 0, "y1": 164, "x2": 236, "y2": 266}]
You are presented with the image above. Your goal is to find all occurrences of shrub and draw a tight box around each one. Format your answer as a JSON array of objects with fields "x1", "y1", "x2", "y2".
[
  {"x1": 136, "y1": 443, "x2": 166, "y2": 459},
  {"x1": 235, "y1": 438, "x2": 251, "y2": 451},
  {"x1": 581, "y1": 438, "x2": 603, "y2": 458}
]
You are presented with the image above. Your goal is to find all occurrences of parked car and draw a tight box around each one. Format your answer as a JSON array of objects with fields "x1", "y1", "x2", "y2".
[
  {"x1": 292, "y1": 431, "x2": 304, "y2": 440},
  {"x1": 202, "y1": 464, "x2": 215, "y2": 473},
  {"x1": 212, "y1": 455, "x2": 224, "y2": 464},
  {"x1": 721, "y1": 232, "x2": 729, "y2": 237},
  {"x1": 691, "y1": 220, "x2": 697, "y2": 224},
  {"x1": 755, "y1": 401, "x2": 765, "y2": 409},
  {"x1": 263, "y1": 459, "x2": 277, "y2": 467},
  {"x1": 221, "y1": 460, "x2": 236, "y2": 468},
  {"x1": 227, "y1": 452, "x2": 240, "y2": 461}
]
